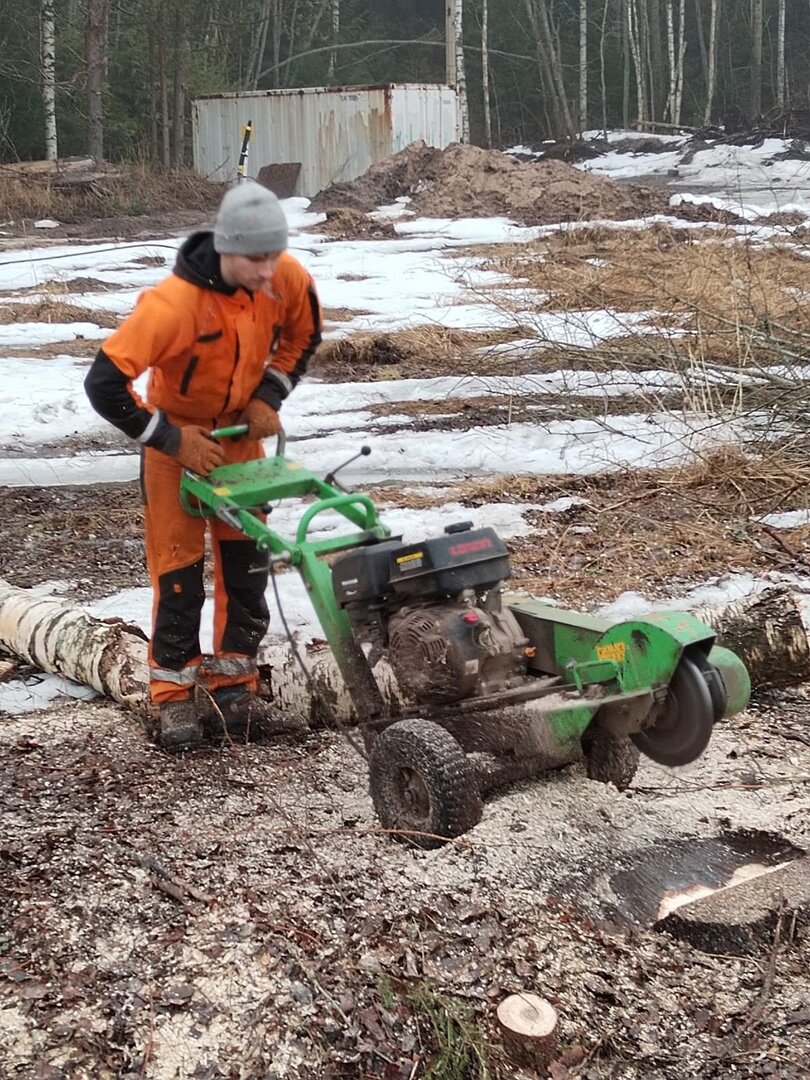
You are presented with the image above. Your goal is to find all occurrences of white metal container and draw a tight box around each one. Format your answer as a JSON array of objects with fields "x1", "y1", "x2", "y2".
[{"x1": 192, "y1": 83, "x2": 459, "y2": 196}]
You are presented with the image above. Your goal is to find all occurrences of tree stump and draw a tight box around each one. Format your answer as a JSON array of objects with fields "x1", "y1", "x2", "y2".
[
  {"x1": 657, "y1": 857, "x2": 810, "y2": 955},
  {"x1": 496, "y1": 992, "x2": 559, "y2": 1072}
]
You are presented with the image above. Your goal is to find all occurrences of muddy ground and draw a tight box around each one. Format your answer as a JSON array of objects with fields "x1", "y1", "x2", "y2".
[{"x1": 2, "y1": 170, "x2": 810, "y2": 1077}]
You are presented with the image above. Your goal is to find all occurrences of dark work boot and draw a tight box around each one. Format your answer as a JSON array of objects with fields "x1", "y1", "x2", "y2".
[
  {"x1": 203, "y1": 686, "x2": 307, "y2": 743},
  {"x1": 159, "y1": 699, "x2": 205, "y2": 753}
]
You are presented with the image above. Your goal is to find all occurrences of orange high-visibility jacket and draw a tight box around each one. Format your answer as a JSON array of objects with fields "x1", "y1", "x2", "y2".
[{"x1": 85, "y1": 232, "x2": 321, "y2": 450}]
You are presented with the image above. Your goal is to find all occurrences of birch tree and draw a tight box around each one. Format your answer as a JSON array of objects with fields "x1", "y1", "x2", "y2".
[
  {"x1": 665, "y1": 0, "x2": 686, "y2": 125},
  {"x1": 702, "y1": 0, "x2": 719, "y2": 125},
  {"x1": 626, "y1": 0, "x2": 648, "y2": 125},
  {"x1": 41, "y1": 0, "x2": 57, "y2": 160},
  {"x1": 776, "y1": 0, "x2": 786, "y2": 107},
  {"x1": 328, "y1": 0, "x2": 340, "y2": 79},
  {"x1": 246, "y1": 1, "x2": 273, "y2": 90},
  {"x1": 599, "y1": 0, "x2": 611, "y2": 133},
  {"x1": 579, "y1": 0, "x2": 588, "y2": 133},
  {"x1": 454, "y1": 0, "x2": 470, "y2": 142},
  {"x1": 523, "y1": 0, "x2": 576, "y2": 139}
]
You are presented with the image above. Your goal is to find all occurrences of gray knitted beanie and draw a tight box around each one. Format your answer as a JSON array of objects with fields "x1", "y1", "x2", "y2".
[{"x1": 213, "y1": 183, "x2": 289, "y2": 255}]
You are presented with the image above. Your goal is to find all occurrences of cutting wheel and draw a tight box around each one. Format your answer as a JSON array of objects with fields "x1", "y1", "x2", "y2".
[{"x1": 631, "y1": 654, "x2": 715, "y2": 766}]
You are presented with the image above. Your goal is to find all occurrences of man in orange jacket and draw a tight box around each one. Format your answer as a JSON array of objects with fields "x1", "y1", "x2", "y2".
[{"x1": 85, "y1": 183, "x2": 322, "y2": 751}]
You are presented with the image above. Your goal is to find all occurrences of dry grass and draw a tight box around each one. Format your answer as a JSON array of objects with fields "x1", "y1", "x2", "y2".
[
  {"x1": 0, "y1": 163, "x2": 223, "y2": 224},
  {"x1": 372, "y1": 448, "x2": 810, "y2": 609},
  {"x1": 0, "y1": 299, "x2": 117, "y2": 327},
  {"x1": 314, "y1": 226, "x2": 810, "y2": 391},
  {"x1": 489, "y1": 224, "x2": 810, "y2": 351},
  {"x1": 501, "y1": 447, "x2": 810, "y2": 606},
  {"x1": 0, "y1": 340, "x2": 99, "y2": 360},
  {"x1": 311, "y1": 325, "x2": 530, "y2": 382},
  {"x1": 368, "y1": 390, "x2": 687, "y2": 429}
]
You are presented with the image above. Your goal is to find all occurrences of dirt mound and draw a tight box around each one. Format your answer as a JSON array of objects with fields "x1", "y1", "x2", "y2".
[
  {"x1": 316, "y1": 207, "x2": 397, "y2": 240},
  {"x1": 310, "y1": 141, "x2": 669, "y2": 226}
]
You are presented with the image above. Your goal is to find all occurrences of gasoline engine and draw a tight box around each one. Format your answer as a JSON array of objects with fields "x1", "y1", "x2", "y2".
[{"x1": 332, "y1": 523, "x2": 530, "y2": 705}]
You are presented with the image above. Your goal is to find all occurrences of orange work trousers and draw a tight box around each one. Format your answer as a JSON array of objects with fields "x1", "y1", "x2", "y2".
[{"x1": 141, "y1": 434, "x2": 270, "y2": 705}]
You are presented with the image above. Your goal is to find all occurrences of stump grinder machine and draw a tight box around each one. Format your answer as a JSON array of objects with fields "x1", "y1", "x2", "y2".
[{"x1": 181, "y1": 430, "x2": 751, "y2": 847}]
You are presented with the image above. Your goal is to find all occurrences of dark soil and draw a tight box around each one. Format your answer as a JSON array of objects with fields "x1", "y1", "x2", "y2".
[
  {"x1": 0, "y1": 483, "x2": 146, "y2": 600},
  {"x1": 310, "y1": 141, "x2": 671, "y2": 227}
]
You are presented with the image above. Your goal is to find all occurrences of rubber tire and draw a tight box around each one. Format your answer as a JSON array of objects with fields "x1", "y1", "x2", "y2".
[
  {"x1": 368, "y1": 719, "x2": 483, "y2": 848},
  {"x1": 691, "y1": 651, "x2": 727, "y2": 721},
  {"x1": 630, "y1": 654, "x2": 715, "y2": 767},
  {"x1": 583, "y1": 728, "x2": 640, "y2": 791}
]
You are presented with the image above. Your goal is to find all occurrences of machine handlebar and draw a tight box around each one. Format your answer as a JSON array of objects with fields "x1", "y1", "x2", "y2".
[{"x1": 211, "y1": 424, "x2": 286, "y2": 456}]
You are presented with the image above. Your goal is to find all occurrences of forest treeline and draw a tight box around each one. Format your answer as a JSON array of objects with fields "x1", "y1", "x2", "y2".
[{"x1": 1, "y1": 1, "x2": 808, "y2": 165}]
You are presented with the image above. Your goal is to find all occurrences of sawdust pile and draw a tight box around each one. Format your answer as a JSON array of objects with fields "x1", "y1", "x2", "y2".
[{"x1": 311, "y1": 141, "x2": 669, "y2": 226}]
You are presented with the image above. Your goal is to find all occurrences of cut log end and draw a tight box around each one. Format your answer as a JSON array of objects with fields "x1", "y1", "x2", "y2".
[{"x1": 496, "y1": 992, "x2": 558, "y2": 1070}]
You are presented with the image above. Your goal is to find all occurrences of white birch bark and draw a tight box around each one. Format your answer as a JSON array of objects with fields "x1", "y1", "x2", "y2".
[
  {"x1": 703, "y1": 0, "x2": 719, "y2": 125},
  {"x1": 246, "y1": 2, "x2": 271, "y2": 90},
  {"x1": 2, "y1": 581, "x2": 807, "y2": 729},
  {"x1": 626, "y1": 0, "x2": 647, "y2": 125},
  {"x1": 599, "y1": 0, "x2": 611, "y2": 134},
  {"x1": 665, "y1": 0, "x2": 676, "y2": 122},
  {"x1": 454, "y1": 0, "x2": 470, "y2": 142},
  {"x1": 0, "y1": 579, "x2": 404, "y2": 725},
  {"x1": 0, "y1": 579, "x2": 150, "y2": 713},
  {"x1": 579, "y1": 0, "x2": 588, "y2": 134},
  {"x1": 41, "y1": 0, "x2": 58, "y2": 160},
  {"x1": 328, "y1": 0, "x2": 340, "y2": 79},
  {"x1": 776, "y1": 0, "x2": 786, "y2": 107},
  {"x1": 673, "y1": 0, "x2": 687, "y2": 125},
  {"x1": 445, "y1": 0, "x2": 457, "y2": 85}
]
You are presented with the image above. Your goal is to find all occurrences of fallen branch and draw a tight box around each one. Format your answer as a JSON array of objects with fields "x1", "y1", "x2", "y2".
[{"x1": 128, "y1": 851, "x2": 214, "y2": 906}]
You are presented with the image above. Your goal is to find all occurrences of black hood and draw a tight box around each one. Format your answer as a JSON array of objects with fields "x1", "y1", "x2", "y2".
[{"x1": 173, "y1": 231, "x2": 236, "y2": 294}]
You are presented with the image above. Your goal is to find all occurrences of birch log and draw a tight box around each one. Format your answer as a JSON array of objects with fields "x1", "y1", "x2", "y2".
[
  {"x1": 0, "y1": 578, "x2": 404, "y2": 723},
  {"x1": 0, "y1": 580, "x2": 807, "y2": 721},
  {"x1": 0, "y1": 578, "x2": 150, "y2": 713},
  {"x1": 692, "y1": 586, "x2": 810, "y2": 690}
]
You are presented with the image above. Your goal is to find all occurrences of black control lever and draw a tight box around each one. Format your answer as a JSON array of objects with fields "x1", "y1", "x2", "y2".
[{"x1": 325, "y1": 445, "x2": 371, "y2": 490}]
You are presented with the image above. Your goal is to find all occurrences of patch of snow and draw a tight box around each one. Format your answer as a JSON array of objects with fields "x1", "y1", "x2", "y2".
[{"x1": 755, "y1": 509, "x2": 810, "y2": 529}]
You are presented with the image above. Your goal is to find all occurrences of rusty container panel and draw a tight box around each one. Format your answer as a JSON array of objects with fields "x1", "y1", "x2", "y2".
[
  {"x1": 390, "y1": 84, "x2": 460, "y2": 153},
  {"x1": 192, "y1": 84, "x2": 459, "y2": 198}
]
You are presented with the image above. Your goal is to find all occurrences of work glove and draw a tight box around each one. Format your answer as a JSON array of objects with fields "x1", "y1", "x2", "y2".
[
  {"x1": 236, "y1": 398, "x2": 282, "y2": 441},
  {"x1": 175, "y1": 425, "x2": 226, "y2": 475}
]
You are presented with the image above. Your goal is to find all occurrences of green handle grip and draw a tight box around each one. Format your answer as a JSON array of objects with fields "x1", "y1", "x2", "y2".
[
  {"x1": 210, "y1": 425, "x2": 286, "y2": 456},
  {"x1": 211, "y1": 424, "x2": 249, "y2": 439}
]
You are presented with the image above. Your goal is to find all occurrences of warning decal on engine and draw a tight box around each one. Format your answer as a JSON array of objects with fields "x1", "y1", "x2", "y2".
[
  {"x1": 595, "y1": 641, "x2": 626, "y2": 663},
  {"x1": 396, "y1": 552, "x2": 424, "y2": 570}
]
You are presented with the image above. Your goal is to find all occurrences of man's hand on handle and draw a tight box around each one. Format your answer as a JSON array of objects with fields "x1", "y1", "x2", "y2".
[
  {"x1": 236, "y1": 398, "x2": 282, "y2": 440},
  {"x1": 175, "y1": 425, "x2": 226, "y2": 475}
]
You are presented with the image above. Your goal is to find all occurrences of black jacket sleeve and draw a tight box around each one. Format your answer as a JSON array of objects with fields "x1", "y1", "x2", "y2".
[{"x1": 84, "y1": 349, "x2": 180, "y2": 455}]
